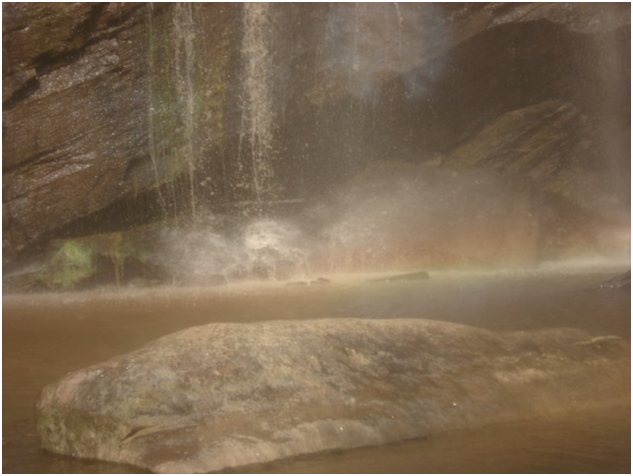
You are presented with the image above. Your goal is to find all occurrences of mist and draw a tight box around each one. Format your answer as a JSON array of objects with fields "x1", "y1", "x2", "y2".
[{"x1": 3, "y1": 3, "x2": 630, "y2": 474}]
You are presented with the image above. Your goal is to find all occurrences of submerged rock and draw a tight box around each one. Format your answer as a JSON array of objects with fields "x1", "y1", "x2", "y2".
[
  {"x1": 285, "y1": 280, "x2": 308, "y2": 286},
  {"x1": 368, "y1": 271, "x2": 430, "y2": 283},
  {"x1": 599, "y1": 271, "x2": 631, "y2": 290},
  {"x1": 37, "y1": 318, "x2": 629, "y2": 473}
]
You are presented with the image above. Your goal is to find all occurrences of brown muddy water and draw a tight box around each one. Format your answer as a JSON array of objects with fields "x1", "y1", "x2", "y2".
[{"x1": 3, "y1": 267, "x2": 631, "y2": 473}]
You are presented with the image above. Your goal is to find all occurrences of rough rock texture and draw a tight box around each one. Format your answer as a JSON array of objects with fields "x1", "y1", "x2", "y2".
[
  {"x1": 37, "y1": 318, "x2": 630, "y2": 473},
  {"x1": 2, "y1": 3, "x2": 240, "y2": 261},
  {"x1": 3, "y1": 4, "x2": 149, "y2": 253},
  {"x1": 441, "y1": 100, "x2": 616, "y2": 259}
]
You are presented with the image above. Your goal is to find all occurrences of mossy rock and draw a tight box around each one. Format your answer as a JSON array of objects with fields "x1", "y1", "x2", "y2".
[{"x1": 39, "y1": 241, "x2": 96, "y2": 290}]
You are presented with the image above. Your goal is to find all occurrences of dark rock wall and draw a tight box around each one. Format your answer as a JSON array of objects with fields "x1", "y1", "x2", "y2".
[
  {"x1": 3, "y1": 3, "x2": 150, "y2": 258},
  {"x1": 277, "y1": 3, "x2": 630, "y2": 261}
]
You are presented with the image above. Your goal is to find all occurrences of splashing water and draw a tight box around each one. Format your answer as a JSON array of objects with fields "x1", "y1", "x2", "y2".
[{"x1": 157, "y1": 219, "x2": 308, "y2": 283}]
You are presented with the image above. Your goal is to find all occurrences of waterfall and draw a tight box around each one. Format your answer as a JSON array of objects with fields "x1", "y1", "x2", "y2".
[
  {"x1": 323, "y1": 3, "x2": 437, "y2": 98},
  {"x1": 148, "y1": 3, "x2": 284, "y2": 219},
  {"x1": 173, "y1": 2, "x2": 198, "y2": 221},
  {"x1": 238, "y1": 3, "x2": 279, "y2": 209},
  {"x1": 147, "y1": 3, "x2": 199, "y2": 221},
  {"x1": 146, "y1": 3, "x2": 168, "y2": 210}
]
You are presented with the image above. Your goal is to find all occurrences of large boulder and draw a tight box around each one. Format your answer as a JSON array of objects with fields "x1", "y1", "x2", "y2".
[{"x1": 37, "y1": 318, "x2": 629, "y2": 473}]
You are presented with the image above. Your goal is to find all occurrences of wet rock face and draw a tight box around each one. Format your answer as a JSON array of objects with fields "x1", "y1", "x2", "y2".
[
  {"x1": 37, "y1": 318, "x2": 630, "y2": 473},
  {"x1": 2, "y1": 3, "x2": 242, "y2": 265},
  {"x1": 282, "y1": 4, "x2": 629, "y2": 192},
  {"x1": 281, "y1": 3, "x2": 630, "y2": 263},
  {"x1": 3, "y1": 3, "x2": 630, "y2": 268},
  {"x1": 3, "y1": 3, "x2": 150, "y2": 256}
]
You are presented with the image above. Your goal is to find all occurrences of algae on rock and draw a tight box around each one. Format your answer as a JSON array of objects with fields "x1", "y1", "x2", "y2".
[{"x1": 39, "y1": 241, "x2": 96, "y2": 290}]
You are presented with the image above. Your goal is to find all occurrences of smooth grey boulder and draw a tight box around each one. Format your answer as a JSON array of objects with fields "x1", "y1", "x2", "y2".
[{"x1": 37, "y1": 319, "x2": 630, "y2": 473}]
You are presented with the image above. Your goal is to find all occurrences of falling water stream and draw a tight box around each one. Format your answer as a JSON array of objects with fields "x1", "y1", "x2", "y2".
[
  {"x1": 147, "y1": 2, "x2": 201, "y2": 218},
  {"x1": 238, "y1": 3, "x2": 278, "y2": 205},
  {"x1": 172, "y1": 2, "x2": 198, "y2": 221}
]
